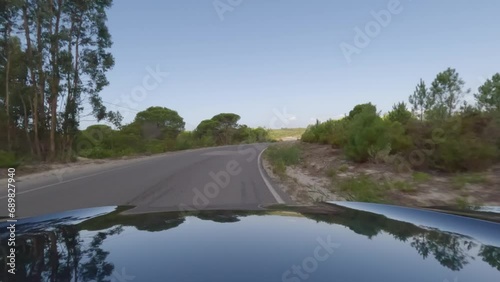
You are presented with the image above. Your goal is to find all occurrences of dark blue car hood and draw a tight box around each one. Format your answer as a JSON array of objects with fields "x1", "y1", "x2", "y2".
[{"x1": 1, "y1": 202, "x2": 500, "y2": 282}]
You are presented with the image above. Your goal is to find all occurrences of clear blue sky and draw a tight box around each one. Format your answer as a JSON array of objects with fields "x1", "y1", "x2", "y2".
[{"x1": 82, "y1": 0, "x2": 500, "y2": 130}]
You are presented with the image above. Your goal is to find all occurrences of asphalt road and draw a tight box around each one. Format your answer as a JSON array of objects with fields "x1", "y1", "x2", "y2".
[{"x1": 0, "y1": 144, "x2": 292, "y2": 218}]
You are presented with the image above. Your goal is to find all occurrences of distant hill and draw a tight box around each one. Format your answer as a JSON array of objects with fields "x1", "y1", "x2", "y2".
[{"x1": 268, "y1": 128, "x2": 305, "y2": 141}]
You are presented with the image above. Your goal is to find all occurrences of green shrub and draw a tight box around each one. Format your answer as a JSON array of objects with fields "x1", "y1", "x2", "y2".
[
  {"x1": 344, "y1": 109, "x2": 390, "y2": 162},
  {"x1": 301, "y1": 119, "x2": 348, "y2": 148},
  {"x1": 80, "y1": 147, "x2": 114, "y2": 159},
  {"x1": 326, "y1": 168, "x2": 337, "y2": 178},
  {"x1": 99, "y1": 132, "x2": 145, "y2": 154},
  {"x1": 0, "y1": 150, "x2": 21, "y2": 168},
  {"x1": 386, "y1": 102, "x2": 412, "y2": 124},
  {"x1": 338, "y1": 174, "x2": 386, "y2": 203},
  {"x1": 301, "y1": 120, "x2": 331, "y2": 144},
  {"x1": 386, "y1": 121, "x2": 413, "y2": 154},
  {"x1": 198, "y1": 135, "x2": 216, "y2": 147},
  {"x1": 163, "y1": 138, "x2": 177, "y2": 151},
  {"x1": 116, "y1": 148, "x2": 136, "y2": 157},
  {"x1": 175, "y1": 132, "x2": 195, "y2": 151},
  {"x1": 272, "y1": 160, "x2": 287, "y2": 176},
  {"x1": 338, "y1": 164, "x2": 349, "y2": 172},
  {"x1": 434, "y1": 136, "x2": 498, "y2": 172},
  {"x1": 266, "y1": 144, "x2": 301, "y2": 166},
  {"x1": 347, "y1": 103, "x2": 377, "y2": 120},
  {"x1": 428, "y1": 116, "x2": 499, "y2": 172},
  {"x1": 265, "y1": 144, "x2": 301, "y2": 176},
  {"x1": 452, "y1": 173, "x2": 488, "y2": 189},
  {"x1": 301, "y1": 128, "x2": 317, "y2": 143},
  {"x1": 391, "y1": 180, "x2": 415, "y2": 192},
  {"x1": 412, "y1": 172, "x2": 431, "y2": 183},
  {"x1": 455, "y1": 197, "x2": 472, "y2": 210},
  {"x1": 146, "y1": 139, "x2": 166, "y2": 154},
  {"x1": 327, "y1": 119, "x2": 349, "y2": 148},
  {"x1": 247, "y1": 127, "x2": 270, "y2": 143}
]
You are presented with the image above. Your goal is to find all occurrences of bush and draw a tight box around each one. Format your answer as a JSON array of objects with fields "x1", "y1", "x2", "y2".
[
  {"x1": 301, "y1": 119, "x2": 348, "y2": 147},
  {"x1": 301, "y1": 120, "x2": 327, "y2": 144},
  {"x1": 162, "y1": 138, "x2": 176, "y2": 151},
  {"x1": 327, "y1": 119, "x2": 349, "y2": 148},
  {"x1": 0, "y1": 150, "x2": 20, "y2": 168},
  {"x1": 348, "y1": 103, "x2": 377, "y2": 120},
  {"x1": 452, "y1": 173, "x2": 488, "y2": 189},
  {"x1": 427, "y1": 115, "x2": 499, "y2": 172},
  {"x1": 301, "y1": 127, "x2": 317, "y2": 143},
  {"x1": 386, "y1": 102, "x2": 412, "y2": 124},
  {"x1": 265, "y1": 144, "x2": 301, "y2": 175},
  {"x1": 198, "y1": 135, "x2": 216, "y2": 147},
  {"x1": 432, "y1": 134, "x2": 498, "y2": 172},
  {"x1": 344, "y1": 109, "x2": 390, "y2": 162},
  {"x1": 386, "y1": 121, "x2": 413, "y2": 154},
  {"x1": 175, "y1": 132, "x2": 195, "y2": 151},
  {"x1": 79, "y1": 147, "x2": 114, "y2": 159},
  {"x1": 266, "y1": 144, "x2": 301, "y2": 165},
  {"x1": 253, "y1": 127, "x2": 271, "y2": 142},
  {"x1": 146, "y1": 139, "x2": 166, "y2": 154},
  {"x1": 338, "y1": 174, "x2": 387, "y2": 203},
  {"x1": 104, "y1": 133, "x2": 144, "y2": 153},
  {"x1": 116, "y1": 148, "x2": 137, "y2": 157},
  {"x1": 412, "y1": 172, "x2": 431, "y2": 183}
]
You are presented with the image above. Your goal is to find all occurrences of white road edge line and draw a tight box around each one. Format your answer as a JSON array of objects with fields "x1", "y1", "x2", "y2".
[{"x1": 257, "y1": 147, "x2": 285, "y2": 204}]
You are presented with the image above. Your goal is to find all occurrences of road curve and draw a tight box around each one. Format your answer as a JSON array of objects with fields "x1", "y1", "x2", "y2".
[{"x1": 1, "y1": 144, "x2": 292, "y2": 218}]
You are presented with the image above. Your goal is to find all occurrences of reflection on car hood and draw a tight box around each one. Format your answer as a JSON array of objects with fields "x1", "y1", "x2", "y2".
[{"x1": 1, "y1": 203, "x2": 500, "y2": 282}]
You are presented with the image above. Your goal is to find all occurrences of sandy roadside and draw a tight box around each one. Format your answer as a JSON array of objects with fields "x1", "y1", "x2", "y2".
[{"x1": 263, "y1": 142, "x2": 500, "y2": 207}]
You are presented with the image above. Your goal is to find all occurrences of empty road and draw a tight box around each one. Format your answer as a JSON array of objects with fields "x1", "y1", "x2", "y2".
[{"x1": 1, "y1": 144, "x2": 291, "y2": 218}]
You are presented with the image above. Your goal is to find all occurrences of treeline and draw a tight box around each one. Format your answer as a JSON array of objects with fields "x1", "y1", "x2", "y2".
[
  {"x1": 0, "y1": 1, "x2": 271, "y2": 165},
  {"x1": 302, "y1": 68, "x2": 500, "y2": 172},
  {"x1": 76, "y1": 108, "x2": 270, "y2": 159},
  {"x1": 0, "y1": 0, "x2": 120, "y2": 162}
]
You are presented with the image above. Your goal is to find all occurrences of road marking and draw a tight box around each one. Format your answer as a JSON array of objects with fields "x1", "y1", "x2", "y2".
[{"x1": 257, "y1": 147, "x2": 285, "y2": 204}]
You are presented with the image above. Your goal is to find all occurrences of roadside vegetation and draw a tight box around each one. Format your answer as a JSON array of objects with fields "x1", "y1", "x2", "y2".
[
  {"x1": 74, "y1": 110, "x2": 271, "y2": 160},
  {"x1": 302, "y1": 68, "x2": 500, "y2": 173},
  {"x1": 268, "y1": 128, "x2": 305, "y2": 141},
  {"x1": 1, "y1": 102, "x2": 271, "y2": 167},
  {"x1": 265, "y1": 68, "x2": 500, "y2": 207},
  {"x1": 264, "y1": 144, "x2": 301, "y2": 176}
]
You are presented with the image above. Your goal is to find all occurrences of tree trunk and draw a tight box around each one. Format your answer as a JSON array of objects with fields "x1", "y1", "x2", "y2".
[
  {"x1": 62, "y1": 15, "x2": 75, "y2": 160},
  {"x1": 63, "y1": 14, "x2": 82, "y2": 161},
  {"x1": 36, "y1": 4, "x2": 47, "y2": 160},
  {"x1": 22, "y1": 5, "x2": 42, "y2": 159},
  {"x1": 48, "y1": 231, "x2": 59, "y2": 282},
  {"x1": 20, "y1": 96, "x2": 34, "y2": 155},
  {"x1": 5, "y1": 41, "x2": 11, "y2": 150},
  {"x1": 49, "y1": 0, "x2": 63, "y2": 161}
]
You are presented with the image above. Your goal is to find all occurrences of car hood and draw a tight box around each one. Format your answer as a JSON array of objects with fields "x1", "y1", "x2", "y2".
[{"x1": 1, "y1": 202, "x2": 500, "y2": 282}]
